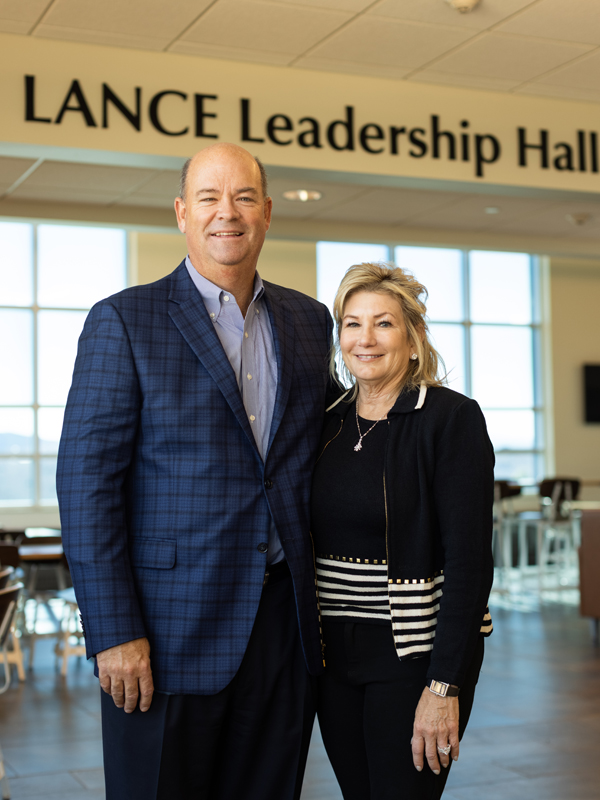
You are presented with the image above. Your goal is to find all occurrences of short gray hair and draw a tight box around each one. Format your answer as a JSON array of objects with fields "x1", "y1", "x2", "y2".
[{"x1": 178, "y1": 155, "x2": 268, "y2": 201}]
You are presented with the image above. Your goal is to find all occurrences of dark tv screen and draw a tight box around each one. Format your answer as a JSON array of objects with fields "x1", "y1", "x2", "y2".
[{"x1": 584, "y1": 364, "x2": 600, "y2": 423}]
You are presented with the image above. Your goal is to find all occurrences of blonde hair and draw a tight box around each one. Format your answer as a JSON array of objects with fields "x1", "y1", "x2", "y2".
[{"x1": 331, "y1": 261, "x2": 446, "y2": 396}]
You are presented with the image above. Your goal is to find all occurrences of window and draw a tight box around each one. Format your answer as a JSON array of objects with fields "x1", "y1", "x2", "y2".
[
  {"x1": 0, "y1": 221, "x2": 127, "y2": 508},
  {"x1": 317, "y1": 241, "x2": 544, "y2": 483}
]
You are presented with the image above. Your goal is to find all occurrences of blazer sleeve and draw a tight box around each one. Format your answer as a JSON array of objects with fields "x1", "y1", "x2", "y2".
[
  {"x1": 56, "y1": 300, "x2": 147, "y2": 659},
  {"x1": 426, "y1": 398, "x2": 495, "y2": 687}
]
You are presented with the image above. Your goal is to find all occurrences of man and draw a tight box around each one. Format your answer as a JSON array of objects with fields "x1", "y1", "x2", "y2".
[{"x1": 57, "y1": 143, "x2": 334, "y2": 799}]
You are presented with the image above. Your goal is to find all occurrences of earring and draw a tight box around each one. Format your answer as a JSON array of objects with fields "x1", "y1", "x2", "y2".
[{"x1": 410, "y1": 353, "x2": 418, "y2": 360}]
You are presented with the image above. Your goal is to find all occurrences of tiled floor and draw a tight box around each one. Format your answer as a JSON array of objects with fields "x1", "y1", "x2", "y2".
[{"x1": 1, "y1": 588, "x2": 599, "y2": 799}]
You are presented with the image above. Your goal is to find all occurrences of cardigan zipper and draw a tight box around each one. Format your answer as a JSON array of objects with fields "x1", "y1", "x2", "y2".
[
  {"x1": 312, "y1": 418, "x2": 343, "y2": 667},
  {"x1": 309, "y1": 530, "x2": 326, "y2": 667},
  {"x1": 315, "y1": 418, "x2": 343, "y2": 464}
]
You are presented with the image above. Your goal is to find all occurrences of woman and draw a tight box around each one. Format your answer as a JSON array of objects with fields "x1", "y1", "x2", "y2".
[{"x1": 311, "y1": 262, "x2": 494, "y2": 800}]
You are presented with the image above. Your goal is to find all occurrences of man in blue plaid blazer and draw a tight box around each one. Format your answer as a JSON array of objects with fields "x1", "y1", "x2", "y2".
[{"x1": 57, "y1": 144, "x2": 334, "y2": 799}]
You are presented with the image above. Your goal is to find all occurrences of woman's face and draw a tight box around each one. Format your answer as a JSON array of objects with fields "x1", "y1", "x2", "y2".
[{"x1": 339, "y1": 291, "x2": 414, "y2": 393}]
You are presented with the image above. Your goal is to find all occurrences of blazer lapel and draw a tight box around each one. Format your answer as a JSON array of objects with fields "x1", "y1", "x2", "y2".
[
  {"x1": 263, "y1": 283, "x2": 295, "y2": 455},
  {"x1": 167, "y1": 263, "x2": 258, "y2": 455}
]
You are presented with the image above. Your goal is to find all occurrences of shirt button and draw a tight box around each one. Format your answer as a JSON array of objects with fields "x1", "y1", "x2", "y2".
[
  {"x1": 223, "y1": 295, "x2": 230, "y2": 302},
  {"x1": 249, "y1": 415, "x2": 256, "y2": 422},
  {"x1": 255, "y1": 309, "x2": 260, "y2": 315},
  {"x1": 210, "y1": 312, "x2": 215, "y2": 319},
  {"x1": 247, "y1": 373, "x2": 252, "y2": 380},
  {"x1": 257, "y1": 542, "x2": 268, "y2": 554},
  {"x1": 244, "y1": 332, "x2": 249, "y2": 338},
  {"x1": 264, "y1": 479, "x2": 273, "y2": 489}
]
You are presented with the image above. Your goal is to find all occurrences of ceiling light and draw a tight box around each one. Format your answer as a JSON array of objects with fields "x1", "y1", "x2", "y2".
[
  {"x1": 282, "y1": 190, "x2": 322, "y2": 202},
  {"x1": 484, "y1": 207, "x2": 500, "y2": 214},
  {"x1": 445, "y1": 0, "x2": 481, "y2": 13},
  {"x1": 566, "y1": 213, "x2": 592, "y2": 226}
]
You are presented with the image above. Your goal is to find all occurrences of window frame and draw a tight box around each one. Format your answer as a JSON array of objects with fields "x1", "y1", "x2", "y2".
[{"x1": 0, "y1": 218, "x2": 129, "y2": 510}]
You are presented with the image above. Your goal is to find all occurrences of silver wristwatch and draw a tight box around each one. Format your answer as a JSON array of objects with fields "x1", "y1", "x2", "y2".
[{"x1": 428, "y1": 679, "x2": 460, "y2": 697}]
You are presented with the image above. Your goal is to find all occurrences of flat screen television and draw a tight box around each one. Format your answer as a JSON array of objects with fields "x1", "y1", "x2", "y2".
[{"x1": 584, "y1": 364, "x2": 600, "y2": 423}]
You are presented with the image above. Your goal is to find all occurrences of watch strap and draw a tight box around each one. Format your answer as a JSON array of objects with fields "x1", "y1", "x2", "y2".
[{"x1": 428, "y1": 679, "x2": 460, "y2": 697}]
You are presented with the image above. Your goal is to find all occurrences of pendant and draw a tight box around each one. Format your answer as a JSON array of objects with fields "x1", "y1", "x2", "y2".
[{"x1": 354, "y1": 440, "x2": 363, "y2": 452}]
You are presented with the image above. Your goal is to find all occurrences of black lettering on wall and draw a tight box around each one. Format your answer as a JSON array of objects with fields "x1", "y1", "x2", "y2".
[
  {"x1": 460, "y1": 120, "x2": 470, "y2": 162},
  {"x1": 297, "y1": 117, "x2": 322, "y2": 148},
  {"x1": 359, "y1": 123, "x2": 384, "y2": 154},
  {"x1": 518, "y1": 128, "x2": 549, "y2": 168},
  {"x1": 408, "y1": 128, "x2": 427, "y2": 158},
  {"x1": 577, "y1": 130, "x2": 587, "y2": 172},
  {"x1": 194, "y1": 94, "x2": 218, "y2": 138},
  {"x1": 553, "y1": 142, "x2": 574, "y2": 171},
  {"x1": 431, "y1": 115, "x2": 456, "y2": 160},
  {"x1": 102, "y1": 84, "x2": 141, "y2": 131},
  {"x1": 327, "y1": 106, "x2": 355, "y2": 151},
  {"x1": 55, "y1": 80, "x2": 97, "y2": 127},
  {"x1": 474, "y1": 134, "x2": 500, "y2": 177},
  {"x1": 591, "y1": 132, "x2": 599, "y2": 173},
  {"x1": 389, "y1": 126, "x2": 406, "y2": 155},
  {"x1": 24, "y1": 75, "x2": 51, "y2": 123},
  {"x1": 240, "y1": 98, "x2": 264, "y2": 143},
  {"x1": 267, "y1": 114, "x2": 293, "y2": 146},
  {"x1": 149, "y1": 91, "x2": 189, "y2": 136}
]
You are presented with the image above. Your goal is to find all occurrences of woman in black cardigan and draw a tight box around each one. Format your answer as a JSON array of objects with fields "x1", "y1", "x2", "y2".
[{"x1": 311, "y1": 262, "x2": 494, "y2": 800}]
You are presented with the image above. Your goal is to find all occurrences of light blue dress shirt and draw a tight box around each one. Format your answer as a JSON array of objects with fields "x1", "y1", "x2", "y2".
[{"x1": 185, "y1": 256, "x2": 283, "y2": 564}]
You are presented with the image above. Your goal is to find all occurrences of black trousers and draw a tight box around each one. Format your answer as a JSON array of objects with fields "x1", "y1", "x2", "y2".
[
  {"x1": 101, "y1": 562, "x2": 316, "y2": 800},
  {"x1": 317, "y1": 621, "x2": 484, "y2": 800}
]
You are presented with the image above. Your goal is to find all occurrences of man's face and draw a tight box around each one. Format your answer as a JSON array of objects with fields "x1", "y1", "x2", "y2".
[{"x1": 175, "y1": 147, "x2": 272, "y2": 277}]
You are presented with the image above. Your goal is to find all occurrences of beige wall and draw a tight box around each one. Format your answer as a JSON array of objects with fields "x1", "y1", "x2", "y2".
[
  {"x1": 550, "y1": 257, "x2": 600, "y2": 499},
  {"x1": 134, "y1": 232, "x2": 317, "y2": 298}
]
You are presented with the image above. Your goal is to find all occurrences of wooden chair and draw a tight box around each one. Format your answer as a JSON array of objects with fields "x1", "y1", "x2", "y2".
[
  {"x1": 54, "y1": 589, "x2": 86, "y2": 676},
  {"x1": 0, "y1": 583, "x2": 23, "y2": 694},
  {"x1": 537, "y1": 478, "x2": 580, "y2": 585}
]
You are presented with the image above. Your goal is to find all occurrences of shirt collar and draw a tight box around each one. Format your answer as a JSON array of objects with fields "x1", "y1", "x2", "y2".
[{"x1": 185, "y1": 255, "x2": 265, "y2": 320}]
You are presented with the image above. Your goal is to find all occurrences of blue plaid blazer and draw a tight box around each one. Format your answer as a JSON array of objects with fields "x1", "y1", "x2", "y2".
[{"x1": 57, "y1": 260, "x2": 333, "y2": 694}]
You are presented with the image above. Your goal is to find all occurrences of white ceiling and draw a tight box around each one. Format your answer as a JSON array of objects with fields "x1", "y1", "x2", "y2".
[
  {"x1": 3, "y1": 155, "x2": 600, "y2": 239},
  {"x1": 2, "y1": 0, "x2": 600, "y2": 102}
]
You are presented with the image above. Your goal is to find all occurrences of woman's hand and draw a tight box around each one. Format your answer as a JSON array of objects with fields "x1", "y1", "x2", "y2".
[{"x1": 411, "y1": 687, "x2": 459, "y2": 774}]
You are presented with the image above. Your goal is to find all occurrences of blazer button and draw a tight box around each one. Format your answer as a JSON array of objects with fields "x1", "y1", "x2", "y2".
[
  {"x1": 264, "y1": 479, "x2": 273, "y2": 489},
  {"x1": 257, "y1": 542, "x2": 268, "y2": 553}
]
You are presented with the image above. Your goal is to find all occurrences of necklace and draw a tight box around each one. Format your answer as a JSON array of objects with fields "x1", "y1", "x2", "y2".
[{"x1": 354, "y1": 401, "x2": 386, "y2": 452}]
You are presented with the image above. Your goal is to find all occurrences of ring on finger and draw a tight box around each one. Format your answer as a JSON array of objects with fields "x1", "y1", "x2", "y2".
[{"x1": 437, "y1": 744, "x2": 451, "y2": 756}]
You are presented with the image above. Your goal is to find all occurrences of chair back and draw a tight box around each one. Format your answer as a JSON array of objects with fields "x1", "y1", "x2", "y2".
[
  {"x1": 0, "y1": 583, "x2": 22, "y2": 647},
  {"x1": 0, "y1": 567, "x2": 14, "y2": 590},
  {"x1": 539, "y1": 478, "x2": 580, "y2": 520},
  {"x1": 0, "y1": 543, "x2": 20, "y2": 569}
]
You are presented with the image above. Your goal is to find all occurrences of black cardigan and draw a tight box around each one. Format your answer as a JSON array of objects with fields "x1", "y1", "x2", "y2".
[{"x1": 319, "y1": 384, "x2": 494, "y2": 687}]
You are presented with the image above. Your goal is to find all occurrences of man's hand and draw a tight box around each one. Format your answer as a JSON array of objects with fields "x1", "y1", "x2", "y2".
[
  {"x1": 97, "y1": 637, "x2": 154, "y2": 713},
  {"x1": 411, "y1": 688, "x2": 459, "y2": 775}
]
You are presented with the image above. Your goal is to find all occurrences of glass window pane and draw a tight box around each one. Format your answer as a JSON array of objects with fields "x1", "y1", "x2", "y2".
[
  {"x1": 38, "y1": 408, "x2": 65, "y2": 455},
  {"x1": 494, "y1": 452, "x2": 541, "y2": 484},
  {"x1": 0, "y1": 309, "x2": 33, "y2": 404},
  {"x1": 0, "y1": 222, "x2": 33, "y2": 306},
  {"x1": 471, "y1": 325, "x2": 533, "y2": 408},
  {"x1": 40, "y1": 457, "x2": 58, "y2": 505},
  {"x1": 0, "y1": 458, "x2": 34, "y2": 506},
  {"x1": 395, "y1": 246, "x2": 463, "y2": 322},
  {"x1": 429, "y1": 323, "x2": 466, "y2": 395},
  {"x1": 0, "y1": 408, "x2": 34, "y2": 455},
  {"x1": 482, "y1": 409, "x2": 536, "y2": 451},
  {"x1": 317, "y1": 242, "x2": 389, "y2": 316},
  {"x1": 38, "y1": 311, "x2": 87, "y2": 406},
  {"x1": 469, "y1": 251, "x2": 532, "y2": 324},
  {"x1": 38, "y1": 225, "x2": 126, "y2": 309}
]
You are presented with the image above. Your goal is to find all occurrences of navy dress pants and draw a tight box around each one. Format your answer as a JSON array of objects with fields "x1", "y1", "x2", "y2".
[
  {"x1": 101, "y1": 562, "x2": 317, "y2": 800},
  {"x1": 318, "y1": 620, "x2": 484, "y2": 800}
]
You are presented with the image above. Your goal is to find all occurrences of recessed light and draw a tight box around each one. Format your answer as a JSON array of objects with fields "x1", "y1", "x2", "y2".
[
  {"x1": 445, "y1": 0, "x2": 481, "y2": 12},
  {"x1": 484, "y1": 207, "x2": 500, "y2": 214},
  {"x1": 283, "y1": 190, "x2": 322, "y2": 202},
  {"x1": 566, "y1": 213, "x2": 592, "y2": 226}
]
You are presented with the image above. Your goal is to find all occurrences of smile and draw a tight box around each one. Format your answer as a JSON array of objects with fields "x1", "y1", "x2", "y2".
[
  {"x1": 213, "y1": 232, "x2": 243, "y2": 237},
  {"x1": 355, "y1": 355, "x2": 383, "y2": 360}
]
